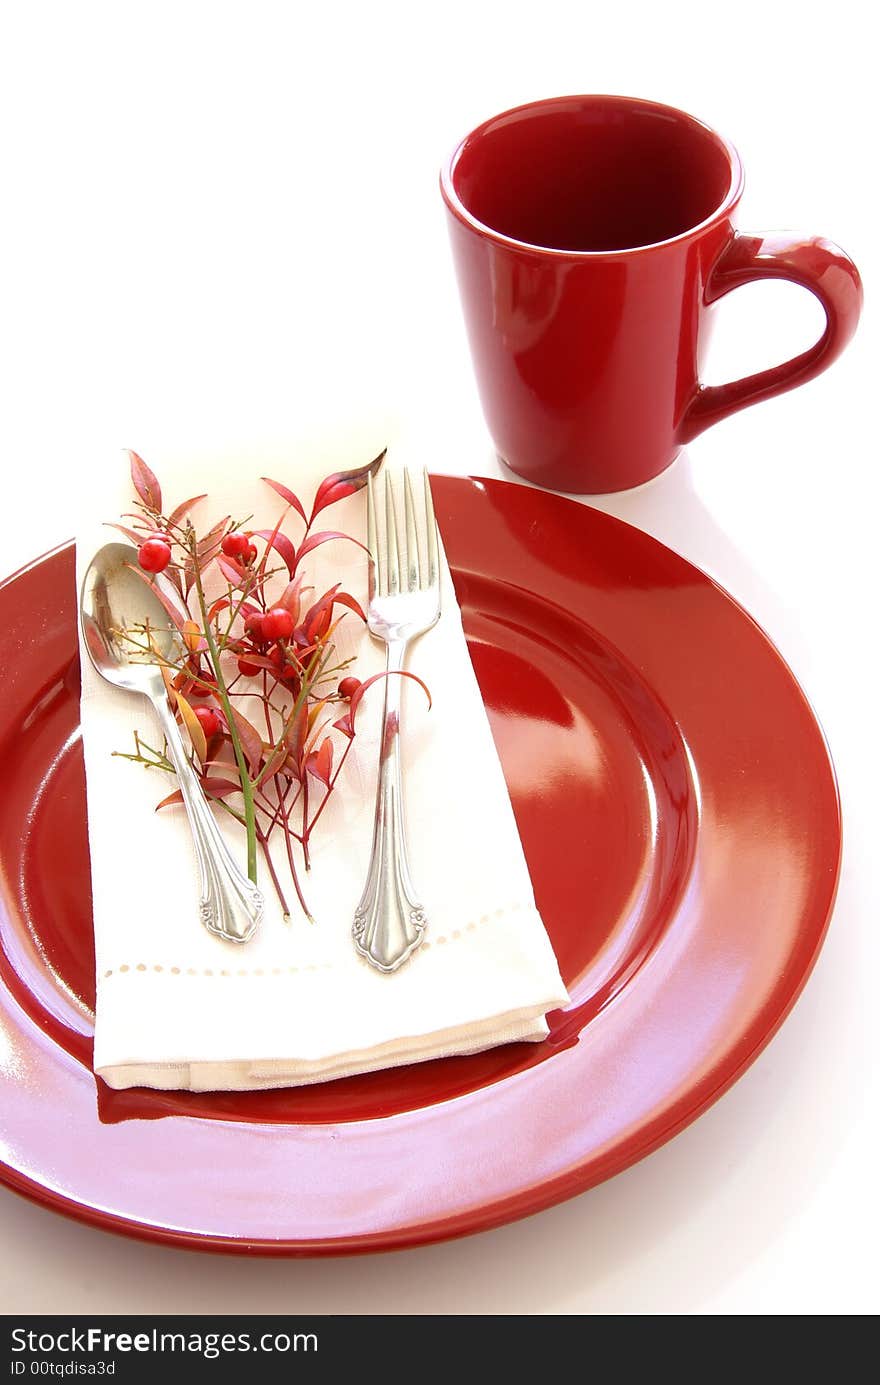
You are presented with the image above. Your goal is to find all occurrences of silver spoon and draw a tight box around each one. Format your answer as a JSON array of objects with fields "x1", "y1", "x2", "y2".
[{"x1": 79, "y1": 541, "x2": 263, "y2": 943}]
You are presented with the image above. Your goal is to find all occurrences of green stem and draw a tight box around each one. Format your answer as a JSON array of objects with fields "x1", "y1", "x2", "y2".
[{"x1": 192, "y1": 555, "x2": 259, "y2": 884}]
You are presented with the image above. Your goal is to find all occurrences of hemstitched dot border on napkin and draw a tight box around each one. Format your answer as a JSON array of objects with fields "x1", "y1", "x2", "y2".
[
  {"x1": 100, "y1": 910, "x2": 509, "y2": 979},
  {"x1": 104, "y1": 962, "x2": 336, "y2": 978}
]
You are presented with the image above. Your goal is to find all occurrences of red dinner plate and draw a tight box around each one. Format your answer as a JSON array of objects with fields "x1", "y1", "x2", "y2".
[{"x1": 0, "y1": 476, "x2": 840, "y2": 1255}]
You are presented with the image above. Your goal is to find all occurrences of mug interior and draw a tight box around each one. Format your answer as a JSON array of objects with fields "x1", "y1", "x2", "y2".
[{"x1": 448, "y1": 96, "x2": 737, "y2": 252}]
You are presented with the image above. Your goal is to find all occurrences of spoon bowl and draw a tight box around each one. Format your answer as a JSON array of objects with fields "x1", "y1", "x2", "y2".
[{"x1": 80, "y1": 541, "x2": 181, "y2": 697}]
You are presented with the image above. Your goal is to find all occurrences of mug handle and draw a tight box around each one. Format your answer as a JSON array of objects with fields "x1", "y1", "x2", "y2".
[{"x1": 679, "y1": 232, "x2": 863, "y2": 444}]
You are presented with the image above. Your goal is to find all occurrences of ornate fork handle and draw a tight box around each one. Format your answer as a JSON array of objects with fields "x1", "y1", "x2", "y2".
[
  {"x1": 353, "y1": 640, "x2": 427, "y2": 972},
  {"x1": 153, "y1": 693, "x2": 263, "y2": 943}
]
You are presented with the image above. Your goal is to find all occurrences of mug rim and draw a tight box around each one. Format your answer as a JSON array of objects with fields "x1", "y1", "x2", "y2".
[{"x1": 440, "y1": 93, "x2": 745, "y2": 258}]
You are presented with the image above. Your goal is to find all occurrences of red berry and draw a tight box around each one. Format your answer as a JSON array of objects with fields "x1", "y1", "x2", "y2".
[
  {"x1": 244, "y1": 612, "x2": 266, "y2": 644},
  {"x1": 237, "y1": 653, "x2": 261, "y2": 677},
  {"x1": 221, "y1": 532, "x2": 250, "y2": 559},
  {"x1": 338, "y1": 677, "x2": 361, "y2": 700},
  {"x1": 262, "y1": 606, "x2": 295, "y2": 640},
  {"x1": 267, "y1": 645, "x2": 297, "y2": 686},
  {"x1": 188, "y1": 674, "x2": 216, "y2": 699},
  {"x1": 244, "y1": 542, "x2": 258, "y2": 565},
  {"x1": 137, "y1": 538, "x2": 172, "y2": 573},
  {"x1": 193, "y1": 705, "x2": 222, "y2": 738}
]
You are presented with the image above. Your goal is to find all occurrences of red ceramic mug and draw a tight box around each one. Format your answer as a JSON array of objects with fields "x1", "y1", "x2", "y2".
[{"x1": 441, "y1": 95, "x2": 862, "y2": 494}]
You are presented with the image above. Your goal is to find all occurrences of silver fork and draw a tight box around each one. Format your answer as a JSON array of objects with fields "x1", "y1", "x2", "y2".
[{"x1": 352, "y1": 465, "x2": 441, "y2": 972}]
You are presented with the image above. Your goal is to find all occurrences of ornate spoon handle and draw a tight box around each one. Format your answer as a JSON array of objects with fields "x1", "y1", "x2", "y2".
[
  {"x1": 152, "y1": 692, "x2": 263, "y2": 943},
  {"x1": 353, "y1": 640, "x2": 426, "y2": 972}
]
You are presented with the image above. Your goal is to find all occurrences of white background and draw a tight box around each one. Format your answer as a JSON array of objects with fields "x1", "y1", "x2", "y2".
[{"x1": 0, "y1": 0, "x2": 876, "y2": 1316}]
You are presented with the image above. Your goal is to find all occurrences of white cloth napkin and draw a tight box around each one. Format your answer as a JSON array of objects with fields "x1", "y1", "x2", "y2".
[{"x1": 77, "y1": 446, "x2": 569, "y2": 1091}]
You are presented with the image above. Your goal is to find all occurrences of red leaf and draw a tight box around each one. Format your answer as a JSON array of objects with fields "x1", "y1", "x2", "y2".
[
  {"x1": 295, "y1": 530, "x2": 367, "y2": 567},
  {"x1": 170, "y1": 672, "x2": 209, "y2": 702},
  {"x1": 167, "y1": 493, "x2": 207, "y2": 529},
  {"x1": 310, "y1": 449, "x2": 387, "y2": 520},
  {"x1": 297, "y1": 586, "x2": 364, "y2": 643},
  {"x1": 302, "y1": 585, "x2": 338, "y2": 643},
  {"x1": 254, "y1": 509, "x2": 286, "y2": 583},
  {"x1": 128, "y1": 450, "x2": 162, "y2": 513},
  {"x1": 106, "y1": 522, "x2": 147, "y2": 545},
  {"x1": 305, "y1": 737, "x2": 333, "y2": 787},
  {"x1": 283, "y1": 702, "x2": 310, "y2": 775},
  {"x1": 334, "y1": 669, "x2": 432, "y2": 738},
  {"x1": 290, "y1": 624, "x2": 317, "y2": 651},
  {"x1": 184, "y1": 516, "x2": 230, "y2": 595},
  {"x1": 306, "y1": 695, "x2": 330, "y2": 739},
  {"x1": 331, "y1": 589, "x2": 366, "y2": 622},
  {"x1": 207, "y1": 597, "x2": 232, "y2": 622},
  {"x1": 261, "y1": 477, "x2": 309, "y2": 526},
  {"x1": 310, "y1": 480, "x2": 355, "y2": 513},
  {"x1": 202, "y1": 777, "x2": 245, "y2": 798},
  {"x1": 197, "y1": 517, "x2": 231, "y2": 561},
  {"x1": 277, "y1": 574, "x2": 305, "y2": 620},
  {"x1": 226, "y1": 704, "x2": 264, "y2": 775},
  {"x1": 228, "y1": 650, "x2": 278, "y2": 673},
  {"x1": 217, "y1": 555, "x2": 249, "y2": 589},
  {"x1": 251, "y1": 527, "x2": 297, "y2": 578},
  {"x1": 156, "y1": 776, "x2": 242, "y2": 811},
  {"x1": 125, "y1": 563, "x2": 189, "y2": 633},
  {"x1": 164, "y1": 563, "x2": 185, "y2": 600},
  {"x1": 175, "y1": 691, "x2": 208, "y2": 763},
  {"x1": 255, "y1": 739, "x2": 289, "y2": 787}
]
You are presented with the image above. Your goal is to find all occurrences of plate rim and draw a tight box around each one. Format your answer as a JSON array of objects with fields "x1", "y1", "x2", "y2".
[{"x1": 0, "y1": 482, "x2": 842, "y2": 1254}]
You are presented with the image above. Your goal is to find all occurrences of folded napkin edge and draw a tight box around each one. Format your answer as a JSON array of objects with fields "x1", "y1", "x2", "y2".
[{"x1": 96, "y1": 1006, "x2": 554, "y2": 1091}]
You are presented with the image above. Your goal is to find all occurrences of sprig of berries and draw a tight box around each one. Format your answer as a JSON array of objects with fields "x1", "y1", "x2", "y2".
[{"x1": 110, "y1": 445, "x2": 424, "y2": 924}]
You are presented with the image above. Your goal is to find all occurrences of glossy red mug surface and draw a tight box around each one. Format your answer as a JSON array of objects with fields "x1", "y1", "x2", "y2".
[{"x1": 441, "y1": 95, "x2": 863, "y2": 493}]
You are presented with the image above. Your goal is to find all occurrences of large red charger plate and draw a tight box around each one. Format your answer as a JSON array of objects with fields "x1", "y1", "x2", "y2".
[{"x1": 0, "y1": 476, "x2": 840, "y2": 1254}]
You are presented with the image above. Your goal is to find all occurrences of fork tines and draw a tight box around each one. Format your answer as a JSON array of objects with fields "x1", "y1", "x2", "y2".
[{"x1": 366, "y1": 465, "x2": 438, "y2": 599}]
